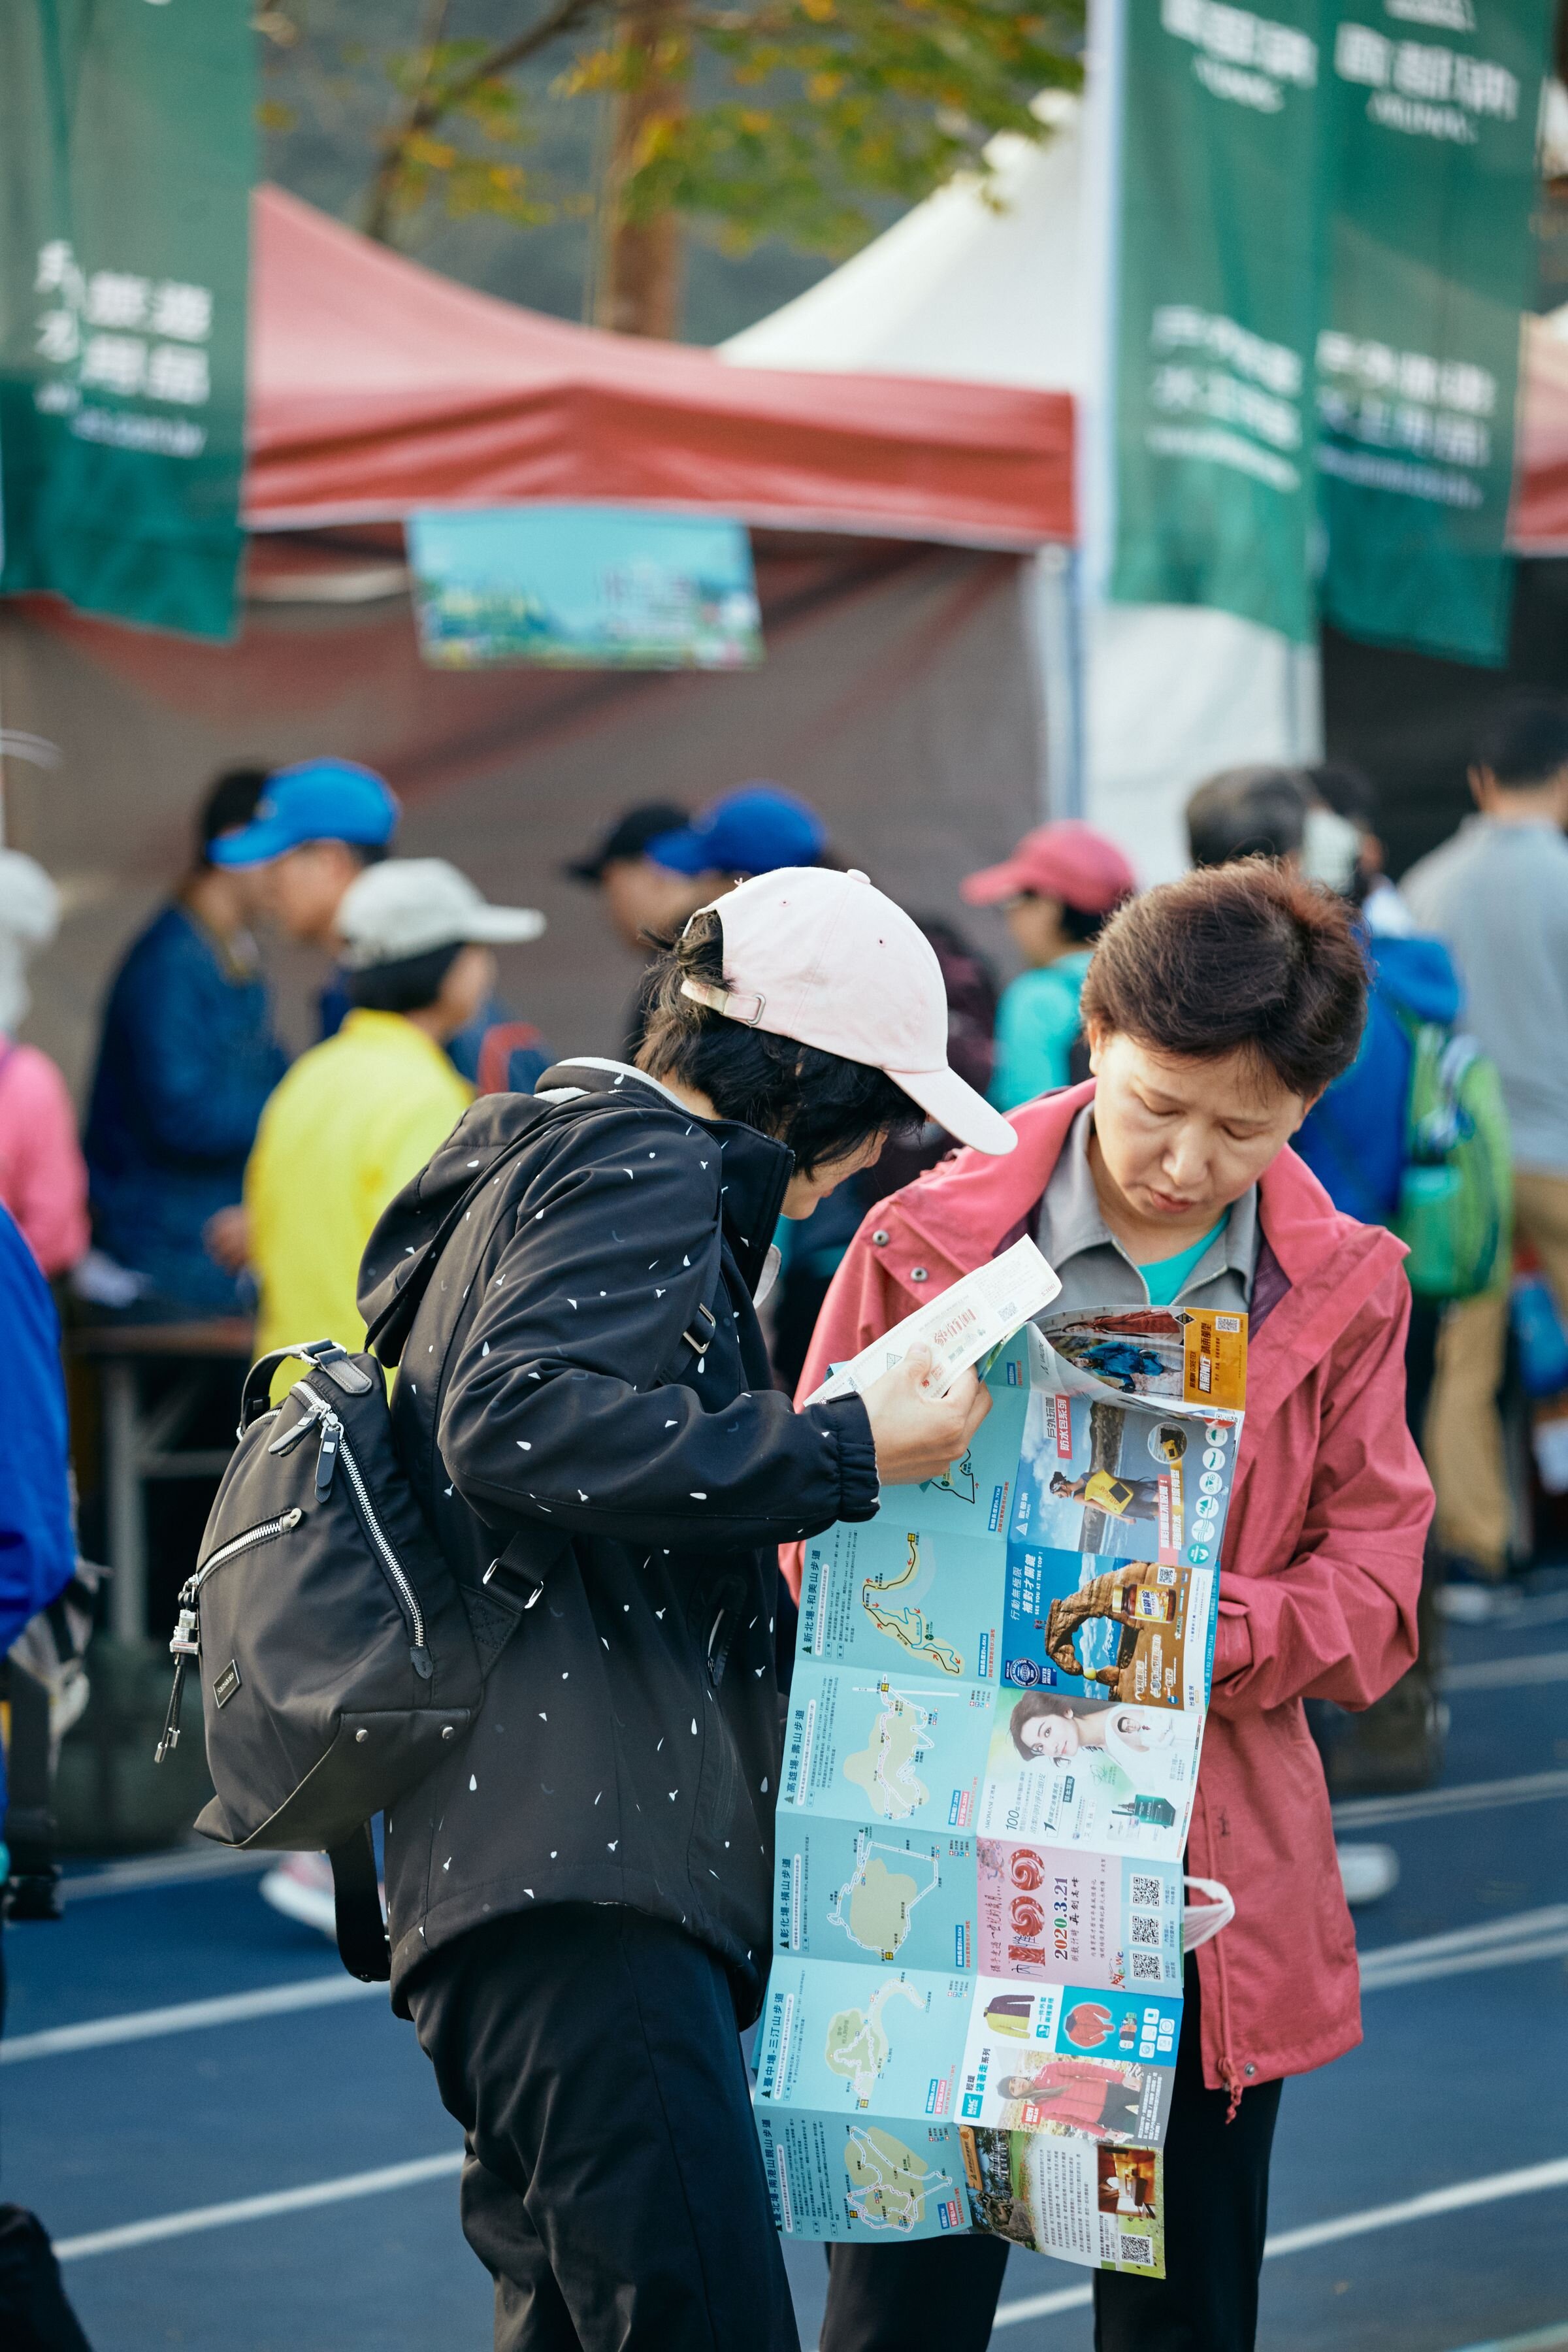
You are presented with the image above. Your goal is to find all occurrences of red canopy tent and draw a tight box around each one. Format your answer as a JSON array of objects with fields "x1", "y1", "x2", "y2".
[
  {"x1": 5, "y1": 191, "x2": 1067, "y2": 1093},
  {"x1": 244, "y1": 186, "x2": 1074, "y2": 549}
]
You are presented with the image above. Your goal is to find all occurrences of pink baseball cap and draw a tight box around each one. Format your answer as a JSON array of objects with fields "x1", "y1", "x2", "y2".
[
  {"x1": 962, "y1": 821, "x2": 1135, "y2": 915},
  {"x1": 682, "y1": 868, "x2": 1017, "y2": 1156}
]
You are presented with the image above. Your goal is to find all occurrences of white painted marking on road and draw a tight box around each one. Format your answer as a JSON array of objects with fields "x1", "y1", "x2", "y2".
[
  {"x1": 1360, "y1": 1906, "x2": 1568, "y2": 1991},
  {"x1": 60, "y1": 1850, "x2": 272, "y2": 1902},
  {"x1": 54, "y1": 2151, "x2": 465, "y2": 2262},
  {"x1": 1332, "y1": 1767, "x2": 1568, "y2": 1830},
  {"x1": 1441, "y1": 2325, "x2": 1568, "y2": 2352},
  {"x1": 1262, "y1": 2154, "x2": 1568, "y2": 2257},
  {"x1": 0, "y1": 1974, "x2": 382, "y2": 2063},
  {"x1": 1443, "y1": 1649, "x2": 1568, "y2": 1691},
  {"x1": 990, "y1": 2155, "x2": 1568, "y2": 2330}
]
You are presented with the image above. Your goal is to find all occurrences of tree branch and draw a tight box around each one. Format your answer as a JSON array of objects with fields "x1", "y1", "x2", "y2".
[{"x1": 363, "y1": 0, "x2": 610, "y2": 242}]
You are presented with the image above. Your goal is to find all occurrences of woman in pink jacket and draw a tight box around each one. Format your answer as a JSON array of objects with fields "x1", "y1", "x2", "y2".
[
  {"x1": 794, "y1": 861, "x2": 1432, "y2": 2352},
  {"x1": 0, "y1": 851, "x2": 88, "y2": 1279}
]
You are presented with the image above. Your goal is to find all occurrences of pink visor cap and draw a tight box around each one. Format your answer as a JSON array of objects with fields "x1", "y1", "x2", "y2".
[
  {"x1": 683, "y1": 868, "x2": 1017, "y2": 1156},
  {"x1": 962, "y1": 820, "x2": 1135, "y2": 915}
]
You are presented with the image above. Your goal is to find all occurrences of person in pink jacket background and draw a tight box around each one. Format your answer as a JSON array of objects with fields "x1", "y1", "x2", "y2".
[
  {"x1": 0, "y1": 851, "x2": 88, "y2": 1279},
  {"x1": 791, "y1": 862, "x2": 1432, "y2": 2352}
]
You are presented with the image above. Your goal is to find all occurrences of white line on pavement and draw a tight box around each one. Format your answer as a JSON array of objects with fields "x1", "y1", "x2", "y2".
[
  {"x1": 60, "y1": 1850, "x2": 273, "y2": 1903},
  {"x1": 1443, "y1": 2326, "x2": 1568, "y2": 2352},
  {"x1": 54, "y1": 2152, "x2": 465, "y2": 2262},
  {"x1": 1440, "y1": 1588, "x2": 1568, "y2": 1634},
  {"x1": 1332, "y1": 1768, "x2": 1568, "y2": 1830},
  {"x1": 52, "y1": 2142, "x2": 1568, "y2": 2306},
  {"x1": 1442, "y1": 1650, "x2": 1568, "y2": 1692},
  {"x1": 991, "y1": 2154, "x2": 1568, "y2": 2331},
  {"x1": 0, "y1": 1974, "x2": 383, "y2": 2063},
  {"x1": 1360, "y1": 1906, "x2": 1568, "y2": 1990}
]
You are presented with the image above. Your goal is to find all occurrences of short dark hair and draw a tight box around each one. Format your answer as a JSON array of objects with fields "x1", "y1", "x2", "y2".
[
  {"x1": 1080, "y1": 862, "x2": 1367, "y2": 1100},
  {"x1": 639, "y1": 911, "x2": 918, "y2": 1176},
  {"x1": 1473, "y1": 696, "x2": 1568, "y2": 789},
  {"x1": 1186, "y1": 767, "x2": 1309, "y2": 869},
  {"x1": 197, "y1": 768, "x2": 269, "y2": 866},
  {"x1": 345, "y1": 941, "x2": 462, "y2": 1016},
  {"x1": 1307, "y1": 760, "x2": 1379, "y2": 830}
]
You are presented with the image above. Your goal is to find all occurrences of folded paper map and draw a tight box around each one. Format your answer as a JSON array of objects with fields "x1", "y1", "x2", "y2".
[
  {"x1": 806, "y1": 1237, "x2": 1062, "y2": 1407},
  {"x1": 760, "y1": 1305, "x2": 1248, "y2": 2278}
]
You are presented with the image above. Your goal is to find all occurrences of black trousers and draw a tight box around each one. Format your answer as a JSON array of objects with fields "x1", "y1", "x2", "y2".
[
  {"x1": 406, "y1": 1903, "x2": 796, "y2": 2352},
  {"x1": 821, "y1": 1962, "x2": 1282, "y2": 2352}
]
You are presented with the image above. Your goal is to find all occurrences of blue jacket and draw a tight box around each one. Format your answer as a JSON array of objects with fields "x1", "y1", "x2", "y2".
[
  {"x1": 0, "y1": 1205, "x2": 76, "y2": 1829},
  {"x1": 84, "y1": 904, "x2": 288, "y2": 1311},
  {"x1": 1295, "y1": 932, "x2": 1462, "y2": 1225}
]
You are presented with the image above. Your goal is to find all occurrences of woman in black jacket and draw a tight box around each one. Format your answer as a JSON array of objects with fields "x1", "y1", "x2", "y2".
[{"x1": 366, "y1": 866, "x2": 1017, "y2": 2352}]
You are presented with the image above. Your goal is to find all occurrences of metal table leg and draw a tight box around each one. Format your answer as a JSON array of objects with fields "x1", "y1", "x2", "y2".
[{"x1": 103, "y1": 1358, "x2": 148, "y2": 1644}]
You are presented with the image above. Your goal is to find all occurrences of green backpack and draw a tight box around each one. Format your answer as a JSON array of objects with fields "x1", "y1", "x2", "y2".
[{"x1": 1392, "y1": 1018, "x2": 1512, "y2": 1301}]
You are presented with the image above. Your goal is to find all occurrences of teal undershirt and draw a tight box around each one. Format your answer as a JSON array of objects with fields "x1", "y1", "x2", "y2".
[{"x1": 1136, "y1": 1217, "x2": 1228, "y2": 1309}]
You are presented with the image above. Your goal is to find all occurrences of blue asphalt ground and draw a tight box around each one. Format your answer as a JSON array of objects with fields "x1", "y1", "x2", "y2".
[{"x1": 5, "y1": 1578, "x2": 1566, "y2": 2352}]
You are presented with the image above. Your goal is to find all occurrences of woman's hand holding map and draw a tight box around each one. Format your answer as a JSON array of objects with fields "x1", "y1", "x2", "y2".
[{"x1": 860, "y1": 1343, "x2": 993, "y2": 1488}]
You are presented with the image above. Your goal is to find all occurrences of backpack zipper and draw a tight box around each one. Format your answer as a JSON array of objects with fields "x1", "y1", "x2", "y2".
[
  {"x1": 188, "y1": 1507, "x2": 304, "y2": 1600},
  {"x1": 155, "y1": 1508, "x2": 303, "y2": 1762},
  {"x1": 290, "y1": 1382, "x2": 433, "y2": 1679}
]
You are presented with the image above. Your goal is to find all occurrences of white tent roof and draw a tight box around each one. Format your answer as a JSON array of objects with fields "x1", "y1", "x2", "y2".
[
  {"x1": 722, "y1": 95, "x2": 1090, "y2": 393},
  {"x1": 723, "y1": 91, "x2": 1318, "y2": 883}
]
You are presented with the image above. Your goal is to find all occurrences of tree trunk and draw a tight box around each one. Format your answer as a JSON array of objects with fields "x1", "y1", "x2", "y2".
[{"x1": 595, "y1": 0, "x2": 686, "y2": 338}]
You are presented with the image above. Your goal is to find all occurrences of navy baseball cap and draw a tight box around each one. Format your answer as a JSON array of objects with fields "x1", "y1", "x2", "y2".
[
  {"x1": 209, "y1": 759, "x2": 399, "y2": 869},
  {"x1": 646, "y1": 784, "x2": 825, "y2": 878},
  {"x1": 565, "y1": 801, "x2": 689, "y2": 883}
]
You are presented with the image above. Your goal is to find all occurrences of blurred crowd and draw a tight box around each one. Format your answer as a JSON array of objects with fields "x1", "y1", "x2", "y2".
[{"x1": 2, "y1": 705, "x2": 1566, "y2": 1853}]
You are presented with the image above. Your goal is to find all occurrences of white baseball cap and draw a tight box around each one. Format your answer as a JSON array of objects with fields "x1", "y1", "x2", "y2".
[
  {"x1": 682, "y1": 867, "x2": 1017, "y2": 1156},
  {"x1": 338, "y1": 857, "x2": 545, "y2": 970}
]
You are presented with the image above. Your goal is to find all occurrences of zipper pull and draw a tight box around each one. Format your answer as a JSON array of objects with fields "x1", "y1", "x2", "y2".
[
  {"x1": 316, "y1": 1417, "x2": 340, "y2": 1501},
  {"x1": 155, "y1": 1604, "x2": 200, "y2": 1763},
  {"x1": 410, "y1": 1643, "x2": 433, "y2": 1681}
]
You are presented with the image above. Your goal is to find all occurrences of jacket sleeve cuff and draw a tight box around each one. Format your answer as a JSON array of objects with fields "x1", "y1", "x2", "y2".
[
  {"x1": 1212, "y1": 1603, "x2": 1253, "y2": 1685},
  {"x1": 813, "y1": 1393, "x2": 880, "y2": 1523}
]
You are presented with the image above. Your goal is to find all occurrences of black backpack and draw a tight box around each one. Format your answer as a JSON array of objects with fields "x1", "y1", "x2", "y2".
[
  {"x1": 156, "y1": 1088, "x2": 722, "y2": 1981},
  {"x1": 154, "y1": 1098, "x2": 572, "y2": 1979}
]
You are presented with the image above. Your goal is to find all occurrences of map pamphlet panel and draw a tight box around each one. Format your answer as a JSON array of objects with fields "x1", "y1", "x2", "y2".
[
  {"x1": 761, "y1": 1299, "x2": 1247, "y2": 2274},
  {"x1": 807, "y1": 1237, "x2": 1061, "y2": 1405},
  {"x1": 962, "y1": 2125, "x2": 1166, "y2": 2277},
  {"x1": 976, "y1": 1846, "x2": 1183, "y2": 1994},
  {"x1": 757, "y1": 2110, "x2": 971, "y2": 2242}
]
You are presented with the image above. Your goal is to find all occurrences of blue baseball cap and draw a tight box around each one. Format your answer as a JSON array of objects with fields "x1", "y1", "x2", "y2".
[
  {"x1": 645, "y1": 784, "x2": 825, "y2": 879},
  {"x1": 208, "y1": 759, "x2": 400, "y2": 869}
]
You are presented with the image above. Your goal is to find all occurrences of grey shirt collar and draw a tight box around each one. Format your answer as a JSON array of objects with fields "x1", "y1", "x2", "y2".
[{"x1": 1038, "y1": 1107, "x2": 1258, "y2": 1311}]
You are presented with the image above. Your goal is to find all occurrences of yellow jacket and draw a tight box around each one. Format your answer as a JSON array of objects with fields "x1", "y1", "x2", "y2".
[{"x1": 246, "y1": 1010, "x2": 470, "y2": 1363}]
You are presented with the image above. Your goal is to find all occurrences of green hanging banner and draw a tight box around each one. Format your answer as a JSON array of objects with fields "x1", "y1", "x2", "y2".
[
  {"x1": 0, "y1": 1, "x2": 254, "y2": 642},
  {"x1": 1109, "y1": 0, "x2": 1328, "y2": 645},
  {"x1": 1316, "y1": 1, "x2": 1553, "y2": 666}
]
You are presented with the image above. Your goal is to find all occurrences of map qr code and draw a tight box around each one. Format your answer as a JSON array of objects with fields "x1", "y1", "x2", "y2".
[
  {"x1": 1131, "y1": 1952, "x2": 1162, "y2": 1980},
  {"x1": 1131, "y1": 1876, "x2": 1162, "y2": 1906},
  {"x1": 1119, "y1": 2234, "x2": 1154, "y2": 2267},
  {"x1": 1131, "y1": 1912, "x2": 1161, "y2": 1946}
]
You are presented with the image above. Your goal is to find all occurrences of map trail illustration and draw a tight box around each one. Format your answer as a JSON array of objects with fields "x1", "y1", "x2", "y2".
[
  {"x1": 842, "y1": 1688, "x2": 936, "y2": 1820},
  {"x1": 862, "y1": 1533, "x2": 964, "y2": 1675},
  {"x1": 825, "y1": 1976, "x2": 927, "y2": 2100},
  {"x1": 843, "y1": 2125, "x2": 955, "y2": 2232},
  {"x1": 828, "y1": 1832, "x2": 943, "y2": 1959}
]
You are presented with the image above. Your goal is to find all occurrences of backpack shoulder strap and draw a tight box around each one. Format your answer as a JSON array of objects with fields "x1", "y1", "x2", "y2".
[
  {"x1": 327, "y1": 1822, "x2": 389, "y2": 1982},
  {"x1": 365, "y1": 1101, "x2": 562, "y2": 1367}
]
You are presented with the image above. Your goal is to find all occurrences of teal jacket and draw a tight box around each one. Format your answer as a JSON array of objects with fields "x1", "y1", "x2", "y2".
[{"x1": 988, "y1": 949, "x2": 1092, "y2": 1111}]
